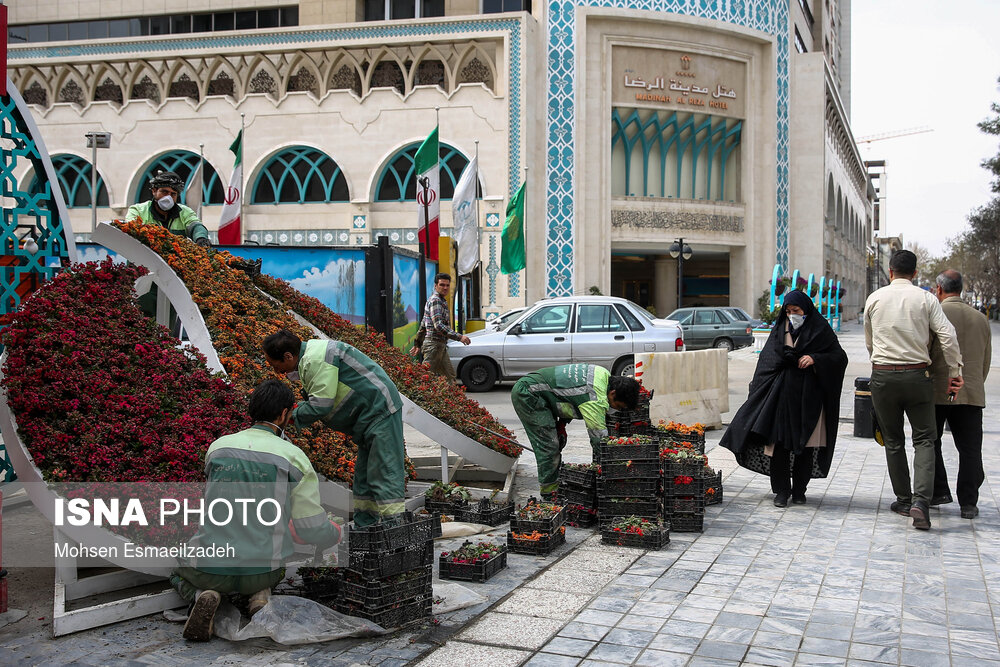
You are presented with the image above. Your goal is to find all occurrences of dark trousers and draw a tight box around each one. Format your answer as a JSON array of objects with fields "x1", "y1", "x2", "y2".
[
  {"x1": 770, "y1": 449, "x2": 812, "y2": 495},
  {"x1": 871, "y1": 368, "x2": 937, "y2": 504},
  {"x1": 932, "y1": 404, "x2": 985, "y2": 508}
]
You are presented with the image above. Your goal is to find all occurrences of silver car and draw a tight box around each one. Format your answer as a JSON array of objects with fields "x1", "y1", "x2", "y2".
[{"x1": 449, "y1": 296, "x2": 685, "y2": 392}]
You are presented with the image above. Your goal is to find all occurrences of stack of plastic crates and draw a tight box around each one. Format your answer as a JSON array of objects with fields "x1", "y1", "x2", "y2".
[
  {"x1": 605, "y1": 390, "x2": 653, "y2": 438},
  {"x1": 335, "y1": 512, "x2": 436, "y2": 627},
  {"x1": 661, "y1": 454, "x2": 707, "y2": 532},
  {"x1": 507, "y1": 498, "x2": 567, "y2": 556},
  {"x1": 558, "y1": 463, "x2": 599, "y2": 527},
  {"x1": 597, "y1": 435, "x2": 662, "y2": 527},
  {"x1": 703, "y1": 467, "x2": 723, "y2": 506}
]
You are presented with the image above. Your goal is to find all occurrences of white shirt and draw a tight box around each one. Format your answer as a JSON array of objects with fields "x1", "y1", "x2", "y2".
[{"x1": 864, "y1": 278, "x2": 963, "y2": 376}]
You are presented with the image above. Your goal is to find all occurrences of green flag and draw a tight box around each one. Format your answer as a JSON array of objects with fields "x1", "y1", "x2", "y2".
[{"x1": 501, "y1": 181, "x2": 526, "y2": 274}]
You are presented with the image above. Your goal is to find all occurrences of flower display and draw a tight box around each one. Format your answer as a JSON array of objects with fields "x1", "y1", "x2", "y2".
[
  {"x1": 0, "y1": 260, "x2": 248, "y2": 483},
  {"x1": 439, "y1": 540, "x2": 503, "y2": 564},
  {"x1": 608, "y1": 515, "x2": 658, "y2": 536}
]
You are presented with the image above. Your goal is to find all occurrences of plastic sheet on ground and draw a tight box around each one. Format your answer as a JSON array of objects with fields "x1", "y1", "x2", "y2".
[
  {"x1": 432, "y1": 580, "x2": 488, "y2": 615},
  {"x1": 213, "y1": 595, "x2": 389, "y2": 644},
  {"x1": 439, "y1": 521, "x2": 496, "y2": 538}
]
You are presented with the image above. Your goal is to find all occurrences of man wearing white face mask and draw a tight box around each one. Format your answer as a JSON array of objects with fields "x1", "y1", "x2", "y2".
[{"x1": 126, "y1": 171, "x2": 211, "y2": 247}]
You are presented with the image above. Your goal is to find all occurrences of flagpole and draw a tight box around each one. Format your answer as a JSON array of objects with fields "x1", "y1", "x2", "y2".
[
  {"x1": 239, "y1": 113, "x2": 245, "y2": 244},
  {"x1": 523, "y1": 166, "x2": 528, "y2": 306},
  {"x1": 197, "y1": 142, "x2": 204, "y2": 221}
]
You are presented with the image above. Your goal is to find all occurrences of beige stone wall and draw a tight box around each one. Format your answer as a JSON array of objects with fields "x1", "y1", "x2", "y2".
[
  {"x1": 577, "y1": 10, "x2": 777, "y2": 314},
  {"x1": 6, "y1": 0, "x2": 298, "y2": 23}
]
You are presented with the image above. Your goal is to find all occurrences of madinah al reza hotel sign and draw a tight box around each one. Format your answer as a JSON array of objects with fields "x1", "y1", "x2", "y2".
[{"x1": 614, "y1": 47, "x2": 747, "y2": 119}]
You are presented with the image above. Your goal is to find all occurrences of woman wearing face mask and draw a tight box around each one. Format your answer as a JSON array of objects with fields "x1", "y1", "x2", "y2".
[
  {"x1": 720, "y1": 289, "x2": 848, "y2": 507},
  {"x1": 126, "y1": 171, "x2": 211, "y2": 248}
]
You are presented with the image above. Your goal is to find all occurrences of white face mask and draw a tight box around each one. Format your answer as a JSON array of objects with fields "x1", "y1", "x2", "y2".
[
  {"x1": 788, "y1": 314, "x2": 805, "y2": 330},
  {"x1": 156, "y1": 195, "x2": 175, "y2": 211},
  {"x1": 286, "y1": 370, "x2": 299, "y2": 381}
]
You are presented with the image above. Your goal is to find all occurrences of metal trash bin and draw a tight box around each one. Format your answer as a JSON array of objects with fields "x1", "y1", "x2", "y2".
[{"x1": 853, "y1": 377, "x2": 874, "y2": 438}]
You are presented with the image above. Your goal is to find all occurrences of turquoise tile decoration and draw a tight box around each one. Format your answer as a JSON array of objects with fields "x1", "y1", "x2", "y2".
[{"x1": 544, "y1": 0, "x2": 789, "y2": 295}]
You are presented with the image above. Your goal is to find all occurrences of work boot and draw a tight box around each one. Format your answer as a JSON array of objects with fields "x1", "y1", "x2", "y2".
[
  {"x1": 930, "y1": 494, "x2": 953, "y2": 507},
  {"x1": 248, "y1": 588, "x2": 271, "y2": 618},
  {"x1": 773, "y1": 492, "x2": 789, "y2": 508},
  {"x1": 183, "y1": 590, "x2": 221, "y2": 642}
]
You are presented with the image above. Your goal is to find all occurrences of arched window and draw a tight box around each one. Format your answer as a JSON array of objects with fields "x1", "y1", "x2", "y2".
[
  {"x1": 251, "y1": 146, "x2": 349, "y2": 204},
  {"x1": 134, "y1": 150, "x2": 223, "y2": 206},
  {"x1": 375, "y1": 142, "x2": 469, "y2": 201},
  {"x1": 29, "y1": 154, "x2": 109, "y2": 208}
]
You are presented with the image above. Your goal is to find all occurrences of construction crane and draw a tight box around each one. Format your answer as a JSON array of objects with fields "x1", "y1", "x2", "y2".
[{"x1": 855, "y1": 126, "x2": 933, "y2": 145}]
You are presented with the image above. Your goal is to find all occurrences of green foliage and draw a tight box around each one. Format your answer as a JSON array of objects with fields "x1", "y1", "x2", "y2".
[
  {"x1": 756, "y1": 290, "x2": 778, "y2": 326},
  {"x1": 588, "y1": 285, "x2": 603, "y2": 295}
]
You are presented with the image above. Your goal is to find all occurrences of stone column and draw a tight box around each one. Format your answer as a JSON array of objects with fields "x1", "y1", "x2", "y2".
[{"x1": 654, "y1": 256, "x2": 676, "y2": 316}]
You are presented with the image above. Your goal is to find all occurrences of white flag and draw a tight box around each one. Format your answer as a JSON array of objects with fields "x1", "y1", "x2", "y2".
[
  {"x1": 452, "y1": 156, "x2": 479, "y2": 275},
  {"x1": 186, "y1": 160, "x2": 203, "y2": 220}
]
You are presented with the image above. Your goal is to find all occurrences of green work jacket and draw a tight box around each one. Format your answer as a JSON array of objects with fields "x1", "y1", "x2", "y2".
[
  {"x1": 126, "y1": 200, "x2": 210, "y2": 244},
  {"x1": 186, "y1": 424, "x2": 340, "y2": 575},
  {"x1": 293, "y1": 339, "x2": 402, "y2": 436},
  {"x1": 523, "y1": 364, "x2": 611, "y2": 446}
]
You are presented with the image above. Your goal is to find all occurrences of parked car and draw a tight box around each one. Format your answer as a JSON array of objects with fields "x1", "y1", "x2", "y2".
[
  {"x1": 487, "y1": 307, "x2": 526, "y2": 331},
  {"x1": 450, "y1": 296, "x2": 685, "y2": 392},
  {"x1": 721, "y1": 306, "x2": 765, "y2": 330},
  {"x1": 665, "y1": 307, "x2": 753, "y2": 351}
]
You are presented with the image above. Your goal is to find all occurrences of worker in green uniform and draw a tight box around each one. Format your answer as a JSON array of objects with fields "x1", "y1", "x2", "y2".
[
  {"x1": 512, "y1": 364, "x2": 640, "y2": 499},
  {"x1": 126, "y1": 171, "x2": 211, "y2": 247},
  {"x1": 172, "y1": 379, "x2": 342, "y2": 642},
  {"x1": 263, "y1": 329, "x2": 406, "y2": 528}
]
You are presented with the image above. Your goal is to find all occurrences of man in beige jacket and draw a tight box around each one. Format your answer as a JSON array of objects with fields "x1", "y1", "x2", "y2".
[{"x1": 929, "y1": 269, "x2": 991, "y2": 520}]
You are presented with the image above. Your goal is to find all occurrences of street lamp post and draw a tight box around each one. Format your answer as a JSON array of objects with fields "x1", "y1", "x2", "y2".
[
  {"x1": 84, "y1": 131, "x2": 112, "y2": 235},
  {"x1": 668, "y1": 239, "x2": 693, "y2": 309}
]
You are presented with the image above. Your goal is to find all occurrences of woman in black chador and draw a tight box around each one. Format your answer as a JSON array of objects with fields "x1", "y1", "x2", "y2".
[{"x1": 721, "y1": 289, "x2": 848, "y2": 507}]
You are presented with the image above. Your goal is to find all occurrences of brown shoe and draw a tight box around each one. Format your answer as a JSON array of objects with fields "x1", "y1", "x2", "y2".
[
  {"x1": 183, "y1": 590, "x2": 221, "y2": 642},
  {"x1": 248, "y1": 588, "x2": 271, "y2": 617},
  {"x1": 910, "y1": 501, "x2": 931, "y2": 530}
]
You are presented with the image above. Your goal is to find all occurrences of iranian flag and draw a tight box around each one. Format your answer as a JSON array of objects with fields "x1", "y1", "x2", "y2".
[
  {"x1": 218, "y1": 130, "x2": 242, "y2": 245},
  {"x1": 414, "y1": 127, "x2": 440, "y2": 261}
]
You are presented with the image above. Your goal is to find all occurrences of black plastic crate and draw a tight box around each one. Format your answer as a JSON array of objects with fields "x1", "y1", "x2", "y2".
[
  {"x1": 657, "y1": 431, "x2": 706, "y2": 450},
  {"x1": 336, "y1": 595, "x2": 432, "y2": 628},
  {"x1": 454, "y1": 498, "x2": 515, "y2": 526},
  {"x1": 507, "y1": 528, "x2": 566, "y2": 556},
  {"x1": 597, "y1": 477, "x2": 660, "y2": 498},
  {"x1": 669, "y1": 513, "x2": 704, "y2": 533},
  {"x1": 598, "y1": 442, "x2": 661, "y2": 463},
  {"x1": 438, "y1": 544, "x2": 508, "y2": 583},
  {"x1": 297, "y1": 567, "x2": 339, "y2": 600},
  {"x1": 565, "y1": 504, "x2": 599, "y2": 527},
  {"x1": 339, "y1": 565, "x2": 433, "y2": 608},
  {"x1": 663, "y1": 473, "x2": 706, "y2": 498},
  {"x1": 704, "y1": 469, "x2": 723, "y2": 506},
  {"x1": 601, "y1": 523, "x2": 670, "y2": 550},
  {"x1": 598, "y1": 497, "x2": 661, "y2": 518},
  {"x1": 559, "y1": 464, "x2": 598, "y2": 488},
  {"x1": 510, "y1": 501, "x2": 565, "y2": 534},
  {"x1": 558, "y1": 486, "x2": 597, "y2": 509},
  {"x1": 607, "y1": 421, "x2": 653, "y2": 437},
  {"x1": 663, "y1": 495, "x2": 707, "y2": 515},
  {"x1": 424, "y1": 498, "x2": 467, "y2": 516},
  {"x1": 599, "y1": 460, "x2": 662, "y2": 479},
  {"x1": 348, "y1": 512, "x2": 437, "y2": 553},
  {"x1": 661, "y1": 459, "x2": 707, "y2": 480},
  {"x1": 346, "y1": 541, "x2": 434, "y2": 579}
]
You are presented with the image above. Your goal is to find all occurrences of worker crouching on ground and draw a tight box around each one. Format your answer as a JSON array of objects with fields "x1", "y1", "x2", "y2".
[
  {"x1": 263, "y1": 329, "x2": 407, "y2": 528},
  {"x1": 172, "y1": 379, "x2": 342, "y2": 642},
  {"x1": 512, "y1": 363, "x2": 640, "y2": 500}
]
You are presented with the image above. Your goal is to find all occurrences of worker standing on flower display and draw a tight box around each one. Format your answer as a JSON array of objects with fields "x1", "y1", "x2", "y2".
[
  {"x1": 511, "y1": 363, "x2": 640, "y2": 500},
  {"x1": 262, "y1": 329, "x2": 406, "y2": 527},
  {"x1": 126, "y1": 171, "x2": 211, "y2": 247}
]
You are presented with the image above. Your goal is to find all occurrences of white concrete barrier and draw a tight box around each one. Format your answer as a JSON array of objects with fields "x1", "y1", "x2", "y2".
[{"x1": 635, "y1": 349, "x2": 729, "y2": 429}]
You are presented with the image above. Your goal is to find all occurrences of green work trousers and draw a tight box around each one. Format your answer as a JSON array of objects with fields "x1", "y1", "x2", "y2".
[
  {"x1": 871, "y1": 368, "x2": 937, "y2": 504},
  {"x1": 352, "y1": 412, "x2": 407, "y2": 527},
  {"x1": 511, "y1": 377, "x2": 564, "y2": 495},
  {"x1": 421, "y1": 337, "x2": 457, "y2": 384},
  {"x1": 170, "y1": 567, "x2": 284, "y2": 602}
]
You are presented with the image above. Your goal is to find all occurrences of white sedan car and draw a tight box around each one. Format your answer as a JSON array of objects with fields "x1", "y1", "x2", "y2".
[{"x1": 449, "y1": 296, "x2": 685, "y2": 391}]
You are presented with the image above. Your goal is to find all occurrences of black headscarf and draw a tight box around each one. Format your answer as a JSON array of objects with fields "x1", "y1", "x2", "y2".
[{"x1": 720, "y1": 290, "x2": 848, "y2": 477}]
